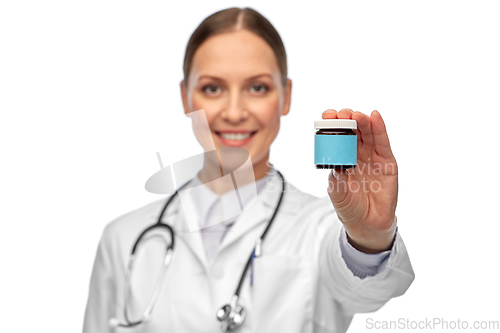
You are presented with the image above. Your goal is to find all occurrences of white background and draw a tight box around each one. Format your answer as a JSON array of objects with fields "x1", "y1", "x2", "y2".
[{"x1": 1, "y1": 0, "x2": 499, "y2": 332}]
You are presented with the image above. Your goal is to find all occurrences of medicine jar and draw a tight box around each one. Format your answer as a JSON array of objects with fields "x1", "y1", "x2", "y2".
[{"x1": 314, "y1": 119, "x2": 357, "y2": 169}]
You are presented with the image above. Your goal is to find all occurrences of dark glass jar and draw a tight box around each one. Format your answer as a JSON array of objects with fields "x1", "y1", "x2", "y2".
[{"x1": 314, "y1": 119, "x2": 357, "y2": 169}]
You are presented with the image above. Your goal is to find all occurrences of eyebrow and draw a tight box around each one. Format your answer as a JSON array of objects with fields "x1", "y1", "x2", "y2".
[{"x1": 198, "y1": 73, "x2": 274, "y2": 82}]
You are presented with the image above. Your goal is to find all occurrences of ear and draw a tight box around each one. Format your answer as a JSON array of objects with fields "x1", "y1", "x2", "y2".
[
  {"x1": 281, "y1": 78, "x2": 292, "y2": 116},
  {"x1": 180, "y1": 80, "x2": 190, "y2": 117}
]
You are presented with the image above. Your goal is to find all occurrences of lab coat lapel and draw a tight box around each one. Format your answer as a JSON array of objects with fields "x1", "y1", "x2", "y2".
[
  {"x1": 220, "y1": 196, "x2": 269, "y2": 251},
  {"x1": 162, "y1": 171, "x2": 301, "y2": 268},
  {"x1": 167, "y1": 197, "x2": 209, "y2": 270},
  {"x1": 218, "y1": 172, "x2": 295, "y2": 252}
]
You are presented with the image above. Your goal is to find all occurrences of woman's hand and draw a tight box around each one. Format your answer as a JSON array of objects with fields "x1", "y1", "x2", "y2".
[{"x1": 324, "y1": 108, "x2": 398, "y2": 254}]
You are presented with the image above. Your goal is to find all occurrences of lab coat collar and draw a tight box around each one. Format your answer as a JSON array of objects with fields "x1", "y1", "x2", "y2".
[
  {"x1": 160, "y1": 168, "x2": 302, "y2": 268},
  {"x1": 190, "y1": 165, "x2": 274, "y2": 230},
  {"x1": 215, "y1": 168, "x2": 301, "y2": 255}
]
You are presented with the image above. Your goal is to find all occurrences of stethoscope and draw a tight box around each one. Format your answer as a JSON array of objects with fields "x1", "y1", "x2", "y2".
[{"x1": 109, "y1": 170, "x2": 285, "y2": 331}]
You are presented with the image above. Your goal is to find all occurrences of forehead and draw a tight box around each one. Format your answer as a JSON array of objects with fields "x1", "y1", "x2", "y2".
[{"x1": 190, "y1": 29, "x2": 279, "y2": 80}]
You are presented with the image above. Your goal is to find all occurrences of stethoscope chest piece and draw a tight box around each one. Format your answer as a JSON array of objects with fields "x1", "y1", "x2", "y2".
[{"x1": 216, "y1": 295, "x2": 246, "y2": 332}]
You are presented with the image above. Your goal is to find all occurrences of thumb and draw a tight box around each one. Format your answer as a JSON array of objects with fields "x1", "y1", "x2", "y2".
[{"x1": 327, "y1": 168, "x2": 349, "y2": 204}]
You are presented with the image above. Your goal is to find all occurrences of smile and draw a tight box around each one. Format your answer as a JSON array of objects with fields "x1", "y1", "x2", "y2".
[
  {"x1": 218, "y1": 132, "x2": 253, "y2": 140},
  {"x1": 214, "y1": 131, "x2": 258, "y2": 147}
]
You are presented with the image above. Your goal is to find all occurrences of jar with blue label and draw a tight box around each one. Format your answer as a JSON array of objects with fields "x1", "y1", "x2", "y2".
[{"x1": 314, "y1": 119, "x2": 357, "y2": 169}]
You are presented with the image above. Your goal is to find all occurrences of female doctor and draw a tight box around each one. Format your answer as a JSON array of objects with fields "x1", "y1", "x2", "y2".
[{"x1": 83, "y1": 7, "x2": 415, "y2": 333}]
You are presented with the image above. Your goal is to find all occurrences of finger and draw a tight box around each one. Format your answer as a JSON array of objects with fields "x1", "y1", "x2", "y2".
[
  {"x1": 322, "y1": 109, "x2": 338, "y2": 119},
  {"x1": 337, "y1": 108, "x2": 353, "y2": 119},
  {"x1": 352, "y1": 111, "x2": 373, "y2": 145},
  {"x1": 371, "y1": 110, "x2": 394, "y2": 158},
  {"x1": 327, "y1": 168, "x2": 349, "y2": 203}
]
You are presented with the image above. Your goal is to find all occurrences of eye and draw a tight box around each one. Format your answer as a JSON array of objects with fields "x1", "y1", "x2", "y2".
[
  {"x1": 249, "y1": 84, "x2": 268, "y2": 94},
  {"x1": 202, "y1": 84, "x2": 222, "y2": 95}
]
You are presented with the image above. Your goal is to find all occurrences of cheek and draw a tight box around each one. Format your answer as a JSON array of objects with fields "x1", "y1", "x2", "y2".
[
  {"x1": 190, "y1": 91, "x2": 224, "y2": 123},
  {"x1": 251, "y1": 94, "x2": 282, "y2": 131}
]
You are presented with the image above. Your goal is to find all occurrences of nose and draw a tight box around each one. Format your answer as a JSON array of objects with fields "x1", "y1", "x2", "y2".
[{"x1": 220, "y1": 89, "x2": 248, "y2": 124}]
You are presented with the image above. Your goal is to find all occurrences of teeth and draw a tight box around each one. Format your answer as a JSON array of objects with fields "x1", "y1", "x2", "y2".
[{"x1": 220, "y1": 132, "x2": 252, "y2": 140}]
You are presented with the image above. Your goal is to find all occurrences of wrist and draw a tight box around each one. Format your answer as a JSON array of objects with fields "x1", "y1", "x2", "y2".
[{"x1": 344, "y1": 217, "x2": 398, "y2": 254}]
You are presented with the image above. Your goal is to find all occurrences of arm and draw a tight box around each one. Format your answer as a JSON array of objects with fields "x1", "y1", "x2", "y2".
[
  {"x1": 319, "y1": 217, "x2": 414, "y2": 316},
  {"x1": 319, "y1": 108, "x2": 414, "y2": 315},
  {"x1": 83, "y1": 224, "x2": 116, "y2": 333},
  {"x1": 339, "y1": 225, "x2": 392, "y2": 279}
]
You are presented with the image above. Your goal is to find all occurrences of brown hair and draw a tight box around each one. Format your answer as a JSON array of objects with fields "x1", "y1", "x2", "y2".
[{"x1": 182, "y1": 7, "x2": 288, "y2": 87}]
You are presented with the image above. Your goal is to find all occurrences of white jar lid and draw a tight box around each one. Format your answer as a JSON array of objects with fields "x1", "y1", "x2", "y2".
[{"x1": 314, "y1": 119, "x2": 357, "y2": 129}]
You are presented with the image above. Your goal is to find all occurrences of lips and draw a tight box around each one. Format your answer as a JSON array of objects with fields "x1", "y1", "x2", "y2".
[{"x1": 214, "y1": 130, "x2": 257, "y2": 147}]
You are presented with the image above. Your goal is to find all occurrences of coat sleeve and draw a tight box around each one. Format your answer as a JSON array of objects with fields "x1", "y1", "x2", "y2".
[
  {"x1": 318, "y1": 206, "x2": 415, "y2": 317},
  {"x1": 83, "y1": 223, "x2": 117, "y2": 333}
]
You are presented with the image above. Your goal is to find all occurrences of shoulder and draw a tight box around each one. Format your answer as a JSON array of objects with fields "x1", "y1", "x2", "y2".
[{"x1": 100, "y1": 195, "x2": 172, "y2": 247}]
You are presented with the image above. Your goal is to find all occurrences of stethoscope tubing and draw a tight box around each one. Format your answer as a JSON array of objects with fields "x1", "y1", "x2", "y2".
[
  {"x1": 115, "y1": 170, "x2": 285, "y2": 329},
  {"x1": 233, "y1": 170, "x2": 285, "y2": 297}
]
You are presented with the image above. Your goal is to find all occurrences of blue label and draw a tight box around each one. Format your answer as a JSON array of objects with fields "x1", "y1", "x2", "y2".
[{"x1": 314, "y1": 135, "x2": 357, "y2": 165}]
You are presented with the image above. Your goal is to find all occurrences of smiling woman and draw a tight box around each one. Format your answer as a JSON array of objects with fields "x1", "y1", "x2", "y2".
[{"x1": 83, "y1": 7, "x2": 415, "y2": 333}]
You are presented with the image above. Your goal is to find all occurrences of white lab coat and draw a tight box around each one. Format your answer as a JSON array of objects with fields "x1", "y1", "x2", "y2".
[{"x1": 83, "y1": 172, "x2": 415, "y2": 333}]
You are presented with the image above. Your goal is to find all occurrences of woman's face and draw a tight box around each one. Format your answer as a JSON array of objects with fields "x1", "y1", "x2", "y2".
[{"x1": 180, "y1": 29, "x2": 291, "y2": 172}]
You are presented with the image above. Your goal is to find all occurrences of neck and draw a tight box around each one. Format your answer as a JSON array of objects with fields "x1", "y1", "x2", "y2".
[{"x1": 198, "y1": 150, "x2": 271, "y2": 195}]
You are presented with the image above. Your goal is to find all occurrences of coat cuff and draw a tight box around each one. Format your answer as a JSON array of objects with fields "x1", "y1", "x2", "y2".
[
  {"x1": 339, "y1": 224, "x2": 392, "y2": 279},
  {"x1": 319, "y1": 215, "x2": 415, "y2": 316}
]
